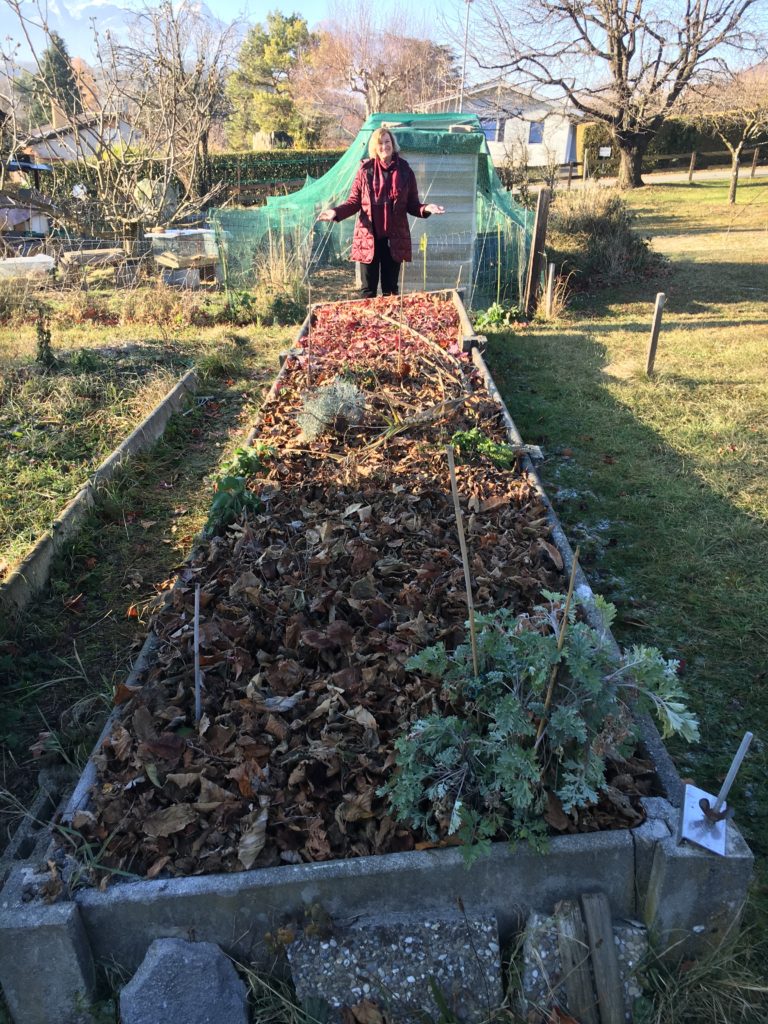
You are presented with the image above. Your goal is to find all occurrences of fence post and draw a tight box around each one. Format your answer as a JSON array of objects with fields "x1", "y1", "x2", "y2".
[
  {"x1": 688, "y1": 152, "x2": 697, "y2": 183},
  {"x1": 751, "y1": 146, "x2": 760, "y2": 178},
  {"x1": 523, "y1": 187, "x2": 551, "y2": 319},
  {"x1": 645, "y1": 292, "x2": 666, "y2": 376},
  {"x1": 567, "y1": 161, "x2": 574, "y2": 189}
]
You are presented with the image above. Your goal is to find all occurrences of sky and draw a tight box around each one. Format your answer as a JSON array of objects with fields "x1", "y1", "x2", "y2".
[{"x1": 0, "y1": 0, "x2": 464, "y2": 60}]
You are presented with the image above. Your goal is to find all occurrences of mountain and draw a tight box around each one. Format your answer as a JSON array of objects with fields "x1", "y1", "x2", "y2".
[{"x1": 5, "y1": 2, "x2": 164, "y2": 61}]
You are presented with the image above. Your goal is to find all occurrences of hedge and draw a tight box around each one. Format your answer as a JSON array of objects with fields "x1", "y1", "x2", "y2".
[{"x1": 208, "y1": 150, "x2": 345, "y2": 185}]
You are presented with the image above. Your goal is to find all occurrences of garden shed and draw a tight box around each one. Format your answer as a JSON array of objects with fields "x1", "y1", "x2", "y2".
[{"x1": 211, "y1": 113, "x2": 532, "y2": 307}]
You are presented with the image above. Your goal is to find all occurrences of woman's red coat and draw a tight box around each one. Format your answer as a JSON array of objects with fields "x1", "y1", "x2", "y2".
[{"x1": 331, "y1": 156, "x2": 431, "y2": 264}]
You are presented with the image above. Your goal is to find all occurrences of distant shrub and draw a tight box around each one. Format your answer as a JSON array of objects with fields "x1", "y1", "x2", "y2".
[
  {"x1": 0, "y1": 281, "x2": 40, "y2": 325},
  {"x1": 548, "y1": 187, "x2": 664, "y2": 287}
]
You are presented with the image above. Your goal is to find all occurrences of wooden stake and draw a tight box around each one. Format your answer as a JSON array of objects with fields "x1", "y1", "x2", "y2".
[
  {"x1": 535, "y1": 546, "x2": 580, "y2": 745},
  {"x1": 307, "y1": 282, "x2": 312, "y2": 386},
  {"x1": 398, "y1": 263, "x2": 405, "y2": 377},
  {"x1": 567, "y1": 161, "x2": 574, "y2": 189},
  {"x1": 645, "y1": 292, "x2": 666, "y2": 376},
  {"x1": 751, "y1": 145, "x2": 760, "y2": 178},
  {"x1": 194, "y1": 583, "x2": 202, "y2": 724},
  {"x1": 545, "y1": 262, "x2": 556, "y2": 318},
  {"x1": 446, "y1": 445, "x2": 479, "y2": 677},
  {"x1": 688, "y1": 151, "x2": 697, "y2": 183}
]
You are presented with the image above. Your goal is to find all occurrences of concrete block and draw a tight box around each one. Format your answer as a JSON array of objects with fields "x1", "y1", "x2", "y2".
[
  {"x1": 74, "y1": 829, "x2": 636, "y2": 974},
  {"x1": 0, "y1": 894, "x2": 96, "y2": 1024},
  {"x1": 644, "y1": 826, "x2": 754, "y2": 957},
  {"x1": 287, "y1": 911, "x2": 502, "y2": 1023},
  {"x1": 632, "y1": 801, "x2": 672, "y2": 911},
  {"x1": 120, "y1": 938, "x2": 248, "y2": 1024}
]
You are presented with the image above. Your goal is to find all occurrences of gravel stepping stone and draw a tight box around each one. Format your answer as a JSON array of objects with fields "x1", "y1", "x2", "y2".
[
  {"x1": 520, "y1": 909, "x2": 648, "y2": 1022},
  {"x1": 120, "y1": 938, "x2": 248, "y2": 1024},
  {"x1": 287, "y1": 910, "x2": 502, "y2": 1023}
]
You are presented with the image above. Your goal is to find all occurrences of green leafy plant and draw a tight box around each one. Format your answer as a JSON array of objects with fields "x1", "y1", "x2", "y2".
[
  {"x1": 206, "y1": 440, "x2": 272, "y2": 533},
  {"x1": 383, "y1": 592, "x2": 698, "y2": 861},
  {"x1": 206, "y1": 475, "x2": 262, "y2": 533},
  {"x1": 220, "y1": 442, "x2": 274, "y2": 478},
  {"x1": 452, "y1": 428, "x2": 517, "y2": 470},
  {"x1": 297, "y1": 377, "x2": 365, "y2": 441},
  {"x1": 473, "y1": 302, "x2": 523, "y2": 330}
]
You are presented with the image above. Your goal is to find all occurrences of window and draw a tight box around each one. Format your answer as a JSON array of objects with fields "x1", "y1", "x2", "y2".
[
  {"x1": 480, "y1": 120, "x2": 497, "y2": 142},
  {"x1": 528, "y1": 121, "x2": 544, "y2": 145}
]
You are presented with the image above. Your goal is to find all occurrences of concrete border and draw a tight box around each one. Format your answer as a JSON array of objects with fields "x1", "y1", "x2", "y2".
[
  {"x1": 0, "y1": 294, "x2": 754, "y2": 1022},
  {"x1": 0, "y1": 368, "x2": 198, "y2": 620}
]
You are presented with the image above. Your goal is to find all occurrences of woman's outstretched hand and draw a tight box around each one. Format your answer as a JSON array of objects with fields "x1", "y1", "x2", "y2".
[
  {"x1": 425, "y1": 204, "x2": 446, "y2": 215},
  {"x1": 317, "y1": 209, "x2": 336, "y2": 222}
]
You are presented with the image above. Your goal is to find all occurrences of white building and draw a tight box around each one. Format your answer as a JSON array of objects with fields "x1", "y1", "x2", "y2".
[{"x1": 420, "y1": 79, "x2": 580, "y2": 168}]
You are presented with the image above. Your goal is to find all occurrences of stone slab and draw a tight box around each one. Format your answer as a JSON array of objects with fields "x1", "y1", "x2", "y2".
[
  {"x1": 119, "y1": 938, "x2": 248, "y2": 1024},
  {"x1": 0, "y1": 897, "x2": 96, "y2": 1024},
  {"x1": 287, "y1": 911, "x2": 502, "y2": 1023}
]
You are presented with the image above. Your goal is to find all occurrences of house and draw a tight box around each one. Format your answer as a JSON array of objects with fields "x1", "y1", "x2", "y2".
[
  {"x1": 419, "y1": 79, "x2": 580, "y2": 167},
  {"x1": 23, "y1": 112, "x2": 136, "y2": 163},
  {"x1": 0, "y1": 188, "x2": 56, "y2": 235}
]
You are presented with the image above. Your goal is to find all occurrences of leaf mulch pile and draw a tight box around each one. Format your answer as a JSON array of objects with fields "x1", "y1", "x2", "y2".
[{"x1": 63, "y1": 293, "x2": 656, "y2": 886}]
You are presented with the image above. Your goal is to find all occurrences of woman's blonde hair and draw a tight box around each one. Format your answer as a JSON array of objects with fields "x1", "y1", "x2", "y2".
[{"x1": 368, "y1": 128, "x2": 400, "y2": 159}]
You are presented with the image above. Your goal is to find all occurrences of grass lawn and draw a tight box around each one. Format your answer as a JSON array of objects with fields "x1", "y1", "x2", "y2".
[{"x1": 486, "y1": 176, "x2": 768, "y2": 941}]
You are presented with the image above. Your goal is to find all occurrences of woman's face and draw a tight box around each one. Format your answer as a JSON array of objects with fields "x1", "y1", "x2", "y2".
[{"x1": 376, "y1": 132, "x2": 394, "y2": 163}]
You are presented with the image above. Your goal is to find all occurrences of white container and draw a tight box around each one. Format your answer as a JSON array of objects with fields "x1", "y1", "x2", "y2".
[{"x1": 0, "y1": 253, "x2": 55, "y2": 280}]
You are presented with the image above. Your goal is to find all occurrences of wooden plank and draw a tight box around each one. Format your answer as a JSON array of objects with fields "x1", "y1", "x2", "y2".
[
  {"x1": 555, "y1": 899, "x2": 599, "y2": 1024},
  {"x1": 523, "y1": 187, "x2": 550, "y2": 319},
  {"x1": 581, "y1": 893, "x2": 624, "y2": 1024}
]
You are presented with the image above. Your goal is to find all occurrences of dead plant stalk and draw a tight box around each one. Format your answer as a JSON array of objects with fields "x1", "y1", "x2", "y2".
[{"x1": 446, "y1": 444, "x2": 479, "y2": 676}]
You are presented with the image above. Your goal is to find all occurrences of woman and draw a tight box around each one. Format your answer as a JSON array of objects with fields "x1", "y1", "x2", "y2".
[{"x1": 318, "y1": 128, "x2": 445, "y2": 298}]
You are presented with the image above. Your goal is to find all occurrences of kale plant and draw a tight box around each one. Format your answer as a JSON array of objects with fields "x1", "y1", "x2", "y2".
[{"x1": 383, "y1": 592, "x2": 698, "y2": 861}]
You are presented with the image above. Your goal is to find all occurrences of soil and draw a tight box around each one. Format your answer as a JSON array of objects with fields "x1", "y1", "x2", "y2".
[{"x1": 62, "y1": 294, "x2": 655, "y2": 885}]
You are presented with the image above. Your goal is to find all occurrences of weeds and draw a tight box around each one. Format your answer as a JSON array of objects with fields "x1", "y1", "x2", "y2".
[
  {"x1": 637, "y1": 930, "x2": 768, "y2": 1023},
  {"x1": 548, "y1": 186, "x2": 664, "y2": 286}
]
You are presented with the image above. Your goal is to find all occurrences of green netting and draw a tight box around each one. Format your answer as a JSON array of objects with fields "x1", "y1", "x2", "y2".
[{"x1": 209, "y1": 113, "x2": 532, "y2": 308}]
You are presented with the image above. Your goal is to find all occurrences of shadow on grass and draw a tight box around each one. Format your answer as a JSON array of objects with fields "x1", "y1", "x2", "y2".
[{"x1": 485, "y1": 330, "x2": 768, "y2": 872}]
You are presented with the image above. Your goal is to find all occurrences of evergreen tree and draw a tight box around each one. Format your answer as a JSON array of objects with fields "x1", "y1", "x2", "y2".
[
  {"x1": 225, "y1": 12, "x2": 314, "y2": 148},
  {"x1": 30, "y1": 31, "x2": 82, "y2": 127}
]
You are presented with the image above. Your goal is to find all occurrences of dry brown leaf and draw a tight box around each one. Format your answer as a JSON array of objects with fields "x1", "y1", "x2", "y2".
[
  {"x1": 143, "y1": 803, "x2": 196, "y2": 838},
  {"x1": 238, "y1": 798, "x2": 269, "y2": 869}
]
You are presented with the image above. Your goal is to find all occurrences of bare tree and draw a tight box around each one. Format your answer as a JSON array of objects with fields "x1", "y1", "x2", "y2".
[
  {"x1": 294, "y1": 1, "x2": 459, "y2": 137},
  {"x1": 1, "y1": 0, "x2": 236, "y2": 235},
  {"x1": 471, "y1": 0, "x2": 763, "y2": 188},
  {"x1": 681, "y1": 65, "x2": 768, "y2": 203}
]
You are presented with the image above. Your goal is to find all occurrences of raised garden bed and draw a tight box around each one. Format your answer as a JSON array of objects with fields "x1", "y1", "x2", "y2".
[
  {"x1": 59, "y1": 291, "x2": 685, "y2": 881},
  {"x1": 0, "y1": 292, "x2": 754, "y2": 1024}
]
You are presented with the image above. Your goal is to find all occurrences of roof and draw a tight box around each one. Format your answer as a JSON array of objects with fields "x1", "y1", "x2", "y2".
[{"x1": 420, "y1": 79, "x2": 581, "y2": 120}]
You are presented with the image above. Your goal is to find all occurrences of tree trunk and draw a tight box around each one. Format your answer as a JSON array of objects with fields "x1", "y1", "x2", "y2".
[
  {"x1": 614, "y1": 131, "x2": 653, "y2": 189},
  {"x1": 728, "y1": 145, "x2": 743, "y2": 205}
]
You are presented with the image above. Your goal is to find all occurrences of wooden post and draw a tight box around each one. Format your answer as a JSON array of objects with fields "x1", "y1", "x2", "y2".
[
  {"x1": 555, "y1": 901, "x2": 600, "y2": 1024},
  {"x1": 523, "y1": 187, "x2": 551, "y2": 319},
  {"x1": 567, "y1": 161, "x2": 575, "y2": 189},
  {"x1": 582, "y1": 151, "x2": 589, "y2": 180},
  {"x1": 581, "y1": 894, "x2": 625, "y2": 1024},
  {"x1": 751, "y1": 146, "x2": 760, "y2": 178},
  {"x1": 688, "y1": 151, "x2": 697, "y2": 183},
  {"x1": 645, "y1": 292, "x2": 666, "y2": 375},
  {"x1": 545, "y1": 262, "x2": 556, "y2": 317}
]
